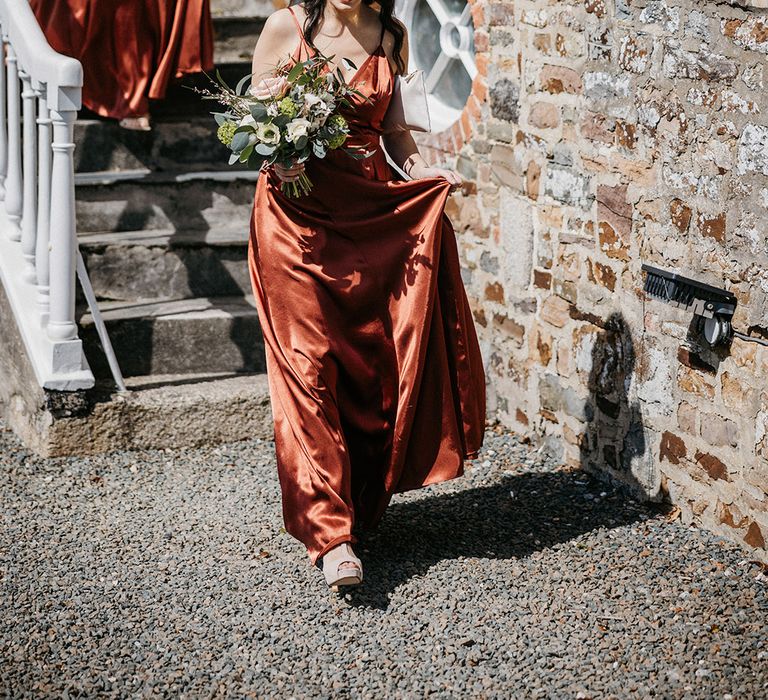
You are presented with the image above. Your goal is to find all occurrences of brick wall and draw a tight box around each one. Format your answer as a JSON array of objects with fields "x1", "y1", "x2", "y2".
[{"x1": 440, "y1": 0, "x2": 768, "y2": 559}]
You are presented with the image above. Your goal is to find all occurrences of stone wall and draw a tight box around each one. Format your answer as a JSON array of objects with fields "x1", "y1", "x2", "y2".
[{"x1": 439, "y1": 0, "x2": 768, "y2": 559}]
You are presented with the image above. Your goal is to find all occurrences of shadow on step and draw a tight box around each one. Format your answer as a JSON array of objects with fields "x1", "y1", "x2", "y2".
[{"x1": 80, "y1": 297, "x2": 266, "y2": 380}]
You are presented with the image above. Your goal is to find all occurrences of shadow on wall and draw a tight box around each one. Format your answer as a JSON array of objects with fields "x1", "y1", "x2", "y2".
[{"x1": 580, "y1": 312, "x2": 655, "y2": 496}]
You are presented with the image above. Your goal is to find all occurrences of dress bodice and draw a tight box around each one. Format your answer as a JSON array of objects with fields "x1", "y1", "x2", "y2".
[{"x1": 286, "y1": 8, "x2": 395, "y2": 180}]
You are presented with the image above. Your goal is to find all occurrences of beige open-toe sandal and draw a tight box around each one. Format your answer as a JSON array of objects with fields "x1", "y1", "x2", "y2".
[
  {"x1": 322, "y1": 542, "x2": 363, "y2": 590},
  {"x1": 119, "y1": 116, "x2": 152, "y2": 131}
]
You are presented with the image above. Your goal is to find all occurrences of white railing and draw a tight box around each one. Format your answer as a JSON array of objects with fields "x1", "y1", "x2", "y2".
[{"x1": 0, "y1": 1, "x2": 92, "y2": 390}]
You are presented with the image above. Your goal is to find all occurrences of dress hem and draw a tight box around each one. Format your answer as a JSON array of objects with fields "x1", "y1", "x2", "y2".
[{"x1": 312, "y1": 533, "x2": 358, "y2": 566}]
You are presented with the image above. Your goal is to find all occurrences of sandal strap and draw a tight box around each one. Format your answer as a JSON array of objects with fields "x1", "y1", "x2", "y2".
[{"x1": 322, "y1": 543, "x2": 362, "y2": 576}]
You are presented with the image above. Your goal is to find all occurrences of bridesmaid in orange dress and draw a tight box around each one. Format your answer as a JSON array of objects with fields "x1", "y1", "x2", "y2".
[
  {"x1": 30, "y1": 0, "x2": 214, "y2": 129},
  {"x1": 249, "y1": 0, "x2": 486, "y2": 588}
]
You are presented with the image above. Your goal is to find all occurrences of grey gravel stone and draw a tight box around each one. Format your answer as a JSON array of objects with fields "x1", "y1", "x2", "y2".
[{"x1": 0, "y1": 419, "x2": 766, "y2": 698}]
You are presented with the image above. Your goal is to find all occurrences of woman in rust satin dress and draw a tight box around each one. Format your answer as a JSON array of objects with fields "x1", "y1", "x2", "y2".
[
  {"x1": 30, "y1": 0, "x2": 213, "y2": 127},
  {"x1": 249, "y1": 0, "x2": 485, "y2": 587}
]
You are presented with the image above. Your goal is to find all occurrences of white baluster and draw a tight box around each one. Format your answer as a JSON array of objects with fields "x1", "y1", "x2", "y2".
[
  {"x1": 47, "y1": 107, "x2": 77, "y2": 342},
  {"x1": 36, "y1": 83, "x2": 52, "y2": 325},
  {"x1": 20, "y1": 67, "x2": 37, "y2": 283},
  {"x1": 4, "y1": 42, "x2": 22, "y2": 237},
  {"x1": 0, "y1": 35, "x2": 8, "y2": 199}
]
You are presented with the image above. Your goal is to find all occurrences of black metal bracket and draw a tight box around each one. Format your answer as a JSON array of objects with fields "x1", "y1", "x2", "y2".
[{"x1": 641, "y1": 264, "x2": 737, "y2": 348}]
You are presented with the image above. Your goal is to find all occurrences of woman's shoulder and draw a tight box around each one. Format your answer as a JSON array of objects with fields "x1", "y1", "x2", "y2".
[{"x1": 263, "y1": 5, "x2": 303, "y2": 34}]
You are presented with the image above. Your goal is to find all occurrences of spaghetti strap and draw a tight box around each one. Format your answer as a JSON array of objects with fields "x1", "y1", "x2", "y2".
[
  {"x1": 287, "y1": 6, "x2": 305, "y2": 42},
  {"x1": 377, "y1": 19, "x2": 386, "y2": 50}
]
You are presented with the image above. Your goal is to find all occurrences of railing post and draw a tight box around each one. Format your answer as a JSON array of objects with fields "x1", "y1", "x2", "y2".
[
  {"x1": 35, "y1": 82, "x2": 51, "y2": 325},
  {"x1": 47, "y1": 107, "x2": 77, "y2": 342},
  {"x1": 4, "y1": 41, "x2": 21, "y2": 236},
  {"x1": 0, "y1": 34, "x2": 7, "y2": 199},
  {"x1": 20, "y1": 67, "x2": 37, "y2": 283}
]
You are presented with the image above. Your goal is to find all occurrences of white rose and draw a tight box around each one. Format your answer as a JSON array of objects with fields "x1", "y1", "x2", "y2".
[{"x1": 285, "y1": 118, "x2": 311, "y2": 143}]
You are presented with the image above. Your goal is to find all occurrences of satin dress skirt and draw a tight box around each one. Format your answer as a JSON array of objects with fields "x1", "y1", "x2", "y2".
[
  {"x1": 30, "y1": 0, "x2": 214, "y2": 119},
  {"x1": 248, "y1": 135, "x2": 487, "y2": 564}
]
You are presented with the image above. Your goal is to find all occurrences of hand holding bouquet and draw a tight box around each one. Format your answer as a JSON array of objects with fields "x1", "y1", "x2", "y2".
[{"x1": 201, "y1": 55, "x2": 372, "y2": 197}]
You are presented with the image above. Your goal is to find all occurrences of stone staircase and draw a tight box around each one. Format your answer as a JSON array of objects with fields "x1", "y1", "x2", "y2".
[{"x1": 59, "y1": 1, "x2": 276, "y2": 455}]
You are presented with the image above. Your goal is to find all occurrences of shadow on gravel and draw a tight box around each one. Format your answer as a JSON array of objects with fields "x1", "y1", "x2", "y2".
[{"x1": 348, "y1": 470, "x2": 660, "y2": 609}]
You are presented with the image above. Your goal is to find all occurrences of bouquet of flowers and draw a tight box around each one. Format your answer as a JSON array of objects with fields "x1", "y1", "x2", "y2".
[{"x1": 200, "y1": 55, "x2": 372, "y2": 197}]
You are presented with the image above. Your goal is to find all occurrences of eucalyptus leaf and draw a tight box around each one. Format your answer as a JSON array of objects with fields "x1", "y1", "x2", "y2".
[
  {"x1": 213, "y1": 113, "x2": 227, "y2": 126},
  {"x1": 249, "y1": 102, "x2": 268, "y2": 119},
  {"x1": 294, "y1": 135, "x2": 308, "y2": 151},
  {"x1": 255, "y1": 143, "x2": 276, "y2": 156},
  {"x1": 235, "y1": 73, "x2": 253, "y2": 96},
  {"x1": 239, "y1": 143, "x2": 255, "y2": 162},
  {"x1": 273, "y1": 114, "x2": 290, "y2": 128},
  {"x1": 228, "y1": 152, "x2": 241, "y2": 165},
  {"x1": 216, "y1": 68, "x2": 231, "y2": 91},
  {"x1": 287, "y1": 61, "x2": 305, "y2": 82},
  {"x1": 312, "y1": 141, "x2": 327, "y2": 159},
  {"x1": 230, "y1": 131, "x2": 250, "y2": 152}
]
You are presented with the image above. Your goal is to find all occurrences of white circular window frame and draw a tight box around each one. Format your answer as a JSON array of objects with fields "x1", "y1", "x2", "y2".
[{"x1": 396, "y1": 0, "x2": 477, "y2": 133}]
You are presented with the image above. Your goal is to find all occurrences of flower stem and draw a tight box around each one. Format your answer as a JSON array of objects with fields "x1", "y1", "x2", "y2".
[{"x1": 280, "y1": 171, "x2": 314, "y2": 198}]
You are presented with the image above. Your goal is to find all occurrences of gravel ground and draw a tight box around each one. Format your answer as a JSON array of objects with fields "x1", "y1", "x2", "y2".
[{"x1": 1, "y1": 419, "x2": 766, "y2": 699}]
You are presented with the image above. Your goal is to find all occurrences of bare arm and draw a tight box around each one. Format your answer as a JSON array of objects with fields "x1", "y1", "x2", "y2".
[
  {"x1": 251, "y1": 9, "x2": 305, "y2": 181},
  {"x1": 251, "y1": 9, "x2": 299, "y2": 81},
  {"x1": 381, "y1": 28, "x2": 461, "y2": 188}
]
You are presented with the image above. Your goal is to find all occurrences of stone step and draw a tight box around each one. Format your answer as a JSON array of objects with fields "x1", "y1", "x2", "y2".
[
  {"x1": 77, "y1": 295, "x2": 265, "y2": 378},
  {"x1": 74, "y1": 117, "x2": 234, "y2": 174},
  {"x1": 213, "y1": 16, "x2": 266, "y2": 64},
  {"x1": 75, "y1": 169, "x2": 258, "y2": 234},
  {"x1": 150, "y1": 61, "x2": 253, "y2": 120},
  {"x1": 78, "y1": 228, "x2": 251, "y2": 302},
  {"x1": 35, "y1": 371, "x2": 273, "y2": 456},
  {"x1": 211, "y1": 0, "x2": 273, "y2": 18}
]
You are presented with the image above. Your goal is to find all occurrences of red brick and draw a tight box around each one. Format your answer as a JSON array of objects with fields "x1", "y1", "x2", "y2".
[
  {"x1": 587, "y1": 259, "x2": 616, "y2": 291},
  {"x1": 660, "y1": 431, "x2": 687, "y2": 465},
  {"x1": 485, "y1": 281, "x2": 505, "y2": 303},
  {"x1": 585, "y1": 0, "x2": 607, "y2": 18},
  {"x1": 670, "y1": 199, "x2": 692, "y2": 232},
  {"x1": 533, "y1": 269, "x2": 552, "y2": 289},
  {"x1": 744, "y1": 521, "x2": 766, "y2": 550},
  {"x1": 718, "y1": 502, "x2": 748, "y2": 529},
  {"x1": 694, "y1": 450, "x2": 730, "y2": 481},
  {"x1": 615, "y1": 120, "x2": 636, "y2": 149},
  {"x1": 697, "y1": 213, "x2": 726, "y2": 242}
]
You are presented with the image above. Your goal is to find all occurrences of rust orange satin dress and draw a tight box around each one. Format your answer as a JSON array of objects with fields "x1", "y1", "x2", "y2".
[
  {"x1": 248, "y1": 11, "x2": 486, "y2": 564},
  {"x1": 30, "y1": 0, "x2": 214, "y2": 119}
]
